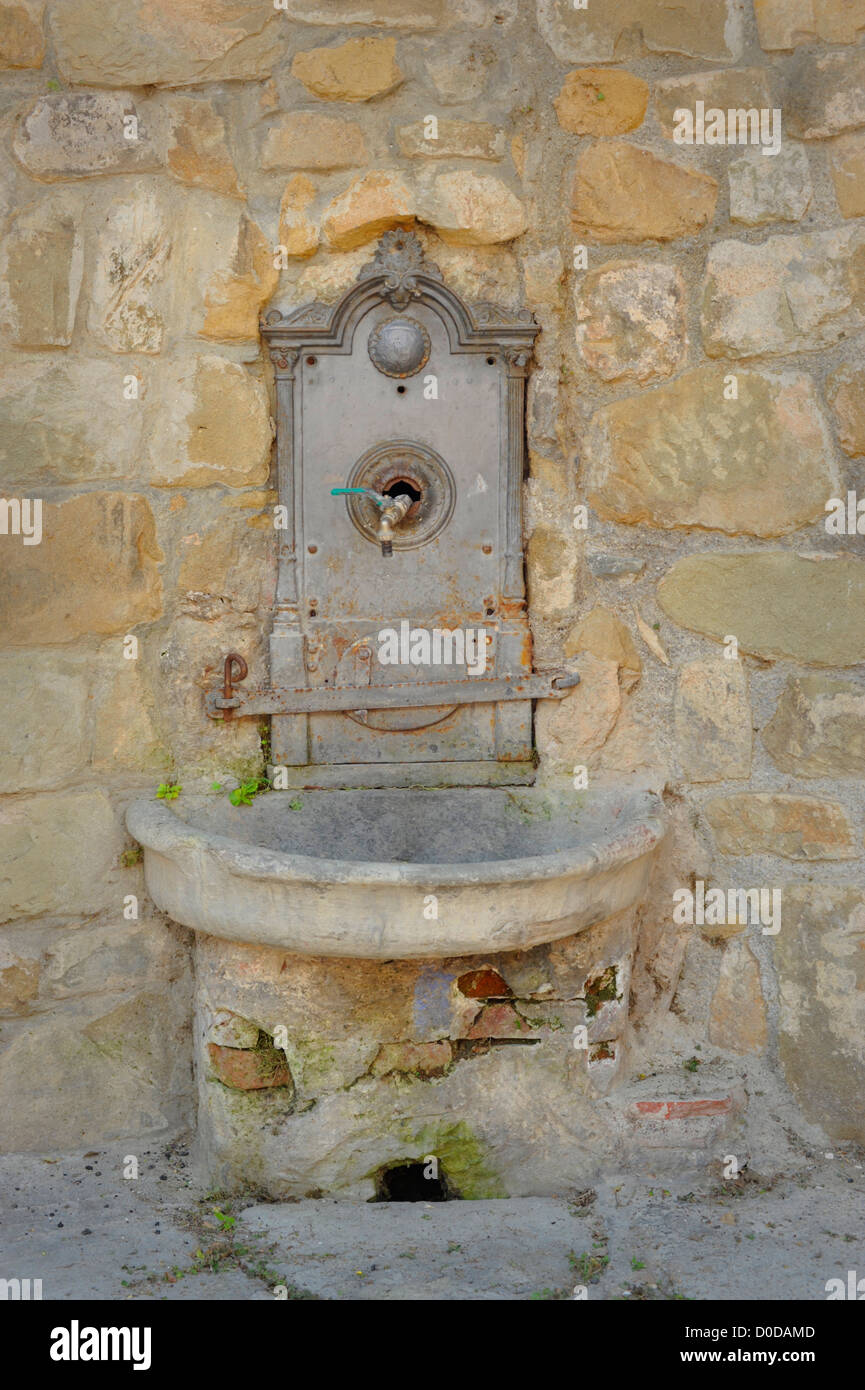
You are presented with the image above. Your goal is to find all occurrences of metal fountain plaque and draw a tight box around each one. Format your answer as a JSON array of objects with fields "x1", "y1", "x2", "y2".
[{"x1": 256, "y1": 230, "x2": 545, "y2": 787}]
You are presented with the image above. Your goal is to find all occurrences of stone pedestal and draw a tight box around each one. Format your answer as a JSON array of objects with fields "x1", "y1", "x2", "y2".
[{"x1": 193, "y1": 906, "x2": 640, "y2": 1199}]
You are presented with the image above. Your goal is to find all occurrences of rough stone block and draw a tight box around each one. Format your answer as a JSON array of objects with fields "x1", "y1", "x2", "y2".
[
  {"x1": 0, "y1": 492, "x2": 163, "y2": 646},
  {"x1": 675, "y1": 657, "x2": 752, "y2": 782},
  {"x1": 571, "y1": 142, "x2": 717, "y2": 243},
  {"x1": 705, "y1": 794, "x2": 855, "y2": 861},
  {"x1": 585, "y1": 365, "x2": 837, "y2": 535},
  {"x1": 701, "y1": 227, "x2": 865, "y2": 358},
  {"x1": 576, "y1": 258, "x2": 686, "y2": 383},
  {"x1": 658, "y1": 553, "x2": 865, "y2": 665}
]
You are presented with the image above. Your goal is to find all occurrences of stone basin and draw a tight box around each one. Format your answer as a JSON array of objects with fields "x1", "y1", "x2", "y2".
[{"x1": 126, "y1": 786, "x2": 665, "y2": 960}]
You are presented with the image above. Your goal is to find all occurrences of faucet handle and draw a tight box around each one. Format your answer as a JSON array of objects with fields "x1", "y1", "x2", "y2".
[{"x1": 330, "y1": 486, "x2": 387, "y2": 508}]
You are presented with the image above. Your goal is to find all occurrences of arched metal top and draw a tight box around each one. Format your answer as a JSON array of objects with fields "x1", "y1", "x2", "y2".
[{"x1": 261, "y1": 229, "x2": 539, "y2": 363}]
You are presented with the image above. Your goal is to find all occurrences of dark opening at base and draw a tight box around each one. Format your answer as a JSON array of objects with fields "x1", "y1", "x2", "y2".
[{"x1": 375, "y1": 1160, "x2": 456, "y2": 1202}]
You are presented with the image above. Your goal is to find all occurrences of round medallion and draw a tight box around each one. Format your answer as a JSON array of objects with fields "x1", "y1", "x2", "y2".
[{"x1": 368, "y1": 316, "x2": 431, "y2": 379}]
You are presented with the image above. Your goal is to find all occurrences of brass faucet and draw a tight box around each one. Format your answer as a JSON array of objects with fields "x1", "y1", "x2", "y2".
[{"x1": 331, "y1": 487, "x2": 411, "y2": 557}]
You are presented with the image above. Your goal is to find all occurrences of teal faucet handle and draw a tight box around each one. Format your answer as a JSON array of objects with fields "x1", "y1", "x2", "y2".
[{"x1": 331, "y1": 487, "x2": 387, "y2": 508}]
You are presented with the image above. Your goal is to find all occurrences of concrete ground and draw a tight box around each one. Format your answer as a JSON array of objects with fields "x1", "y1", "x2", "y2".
[{"x1": 1, "y1": 1138, "x2": 863, "y2": 1301}]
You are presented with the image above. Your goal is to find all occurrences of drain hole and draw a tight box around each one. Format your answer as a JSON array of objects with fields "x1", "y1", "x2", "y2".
[
  {"x1": 383, "y1": 479, "x2": 421, "y2": 503},
  {"x1": 375, "y1": 1160, "x2": 455, "y2": 1202}
]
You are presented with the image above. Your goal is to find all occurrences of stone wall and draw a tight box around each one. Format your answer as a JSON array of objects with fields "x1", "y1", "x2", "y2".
[{"x1": 1, "y1": 0, "x2": 864, "y2": 1163}]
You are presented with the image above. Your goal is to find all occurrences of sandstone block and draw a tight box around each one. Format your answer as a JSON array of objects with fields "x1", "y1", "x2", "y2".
[
  {"x1": 262, "y1": 112, "x2": 366, "y2": 171},
  {"x1": 554, "y1": 68, "x2": 648, "y2": 136},
  {"x1": 534, "y1": 652, "x2": 621, "y2": 770},
  {"x1": 774, "y1": 885, "x2": 865, "y2": 1143},
  {"x1": 585, "y1": 365, "x2": 837, "y2": 535},
  {"x1": 0, "y1": 790, "x2": 123, "y2": 922},
  {"x1": 0, "y1": 0, "x2": 44, "y2": 67},
  {"x1": 654, "y1": 67, "x2": 771, "y2": 139},
  {"x1": 0, "y1": 197, "x2": 83, "y2": 347},
  {"x1": 701, "y1": 227, "x2": 865, "y2": 358},
  {"x1": 827, "y1": 362, "x2": 865, "y2": 456},
  {"x1": 658, "y1": 553, "x2": 865, "y2": 666},
  {"x1": 147, "y1": 355, "x2": 273, "y2": 489},
  {"x1": 705, "y1": 794, "x2": 855, "y2": 860},
  {"x1": 13, "y1": 91, "x2": 162, "y2": 179},
  {"x1": 280, "y1": 0, "x2": 444, "y2": 26},
  {"x1": 397, "y1": 118, "x2": 503, "y2": 160},
  {"x1": 0, "y1": 651, "x2": 88, "y2": 791},
  {"x1": 321, "y1": 171, "x2": 414, "y2": 251},
  {"x1": 418, "y1": 170, "x2": 527, "y2": 246},
  {"x1": 675, "y1": 657, "x2": 752, "y2": 782},
  {"x1": 575, "y1": 258, "x2": 686, "y2": 383},
  {"x1": 537, "y1": 0, "x2": 742, "y2": 63},
  {"x1": 708, "y1": 940, "x2": 767, "y2": 1053},
  {"x1": 763, "y1": 675, "x2": 865, "y2": 778},
  {"x1": 291, "y1": 37, "x2": 403, "y2": 101},
  {"x1": 564, "y1": 607, "x2": 641, "y2": 690},
  {"x1": 50, "y1": 0, "x2": 286, "y2": 87},
  {"x1": 88, "y1": 181, "x2": 169, "y2": 354},
  {"x1": 277, "y1": 174, "x2": 319, "y2": 259},
  {"x1": 164, "y1": 96, "x2": 242, "y2": 199},
  {"x1": 0, "y1": 355, "x2": 145, "y2": 484},
  {"x1": 828, "y1": 131, "x2": 865, "y2": 219},
  {"x1": 755, "y1": 0, "x2": 865, "y2": 49},
  {"x1": 200, "y1": 213, "x2": 278, "y2": 344},
  {"x1": 728, "y1": 143, "x2": 812, "y2": 225},
  {"x1": 0, "y1": 947, "x2": 39, "y2": 1012},
  {"x1": 571, "y1": 142, "x2": 717, "y2": 243},
  {"x1": 0, "y1": 492, "x2": 162, "y2": 646},
  {"x1": 784, "y1": 49, "x2": 865, "y2": 139}
]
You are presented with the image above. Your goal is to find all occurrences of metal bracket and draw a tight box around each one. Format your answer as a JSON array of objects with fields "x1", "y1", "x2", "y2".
[{"x1": 206, "y1": 667, "x2": 580, "y2": 720}]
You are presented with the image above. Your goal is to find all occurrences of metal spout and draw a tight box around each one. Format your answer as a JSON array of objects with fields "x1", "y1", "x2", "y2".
[{"x1": 377, "y1": 494, "x2": 411, "y2": 557}]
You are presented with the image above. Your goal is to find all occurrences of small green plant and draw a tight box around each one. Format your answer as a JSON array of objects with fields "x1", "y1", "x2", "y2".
[
  {"x1": 156, "y1": 783, "x2": 181, "y2": 801},
  {"x1": 229, "y1": 776, "x2": 270, "y2": 806},
  {"x1": 631, "y1": 1257, "x2": 646, "y2": 1270},
  {"x1": 120, "y1": 846, "x2": 143, "y2": 868},
  {"x1": 259, "y1": 721, "x2": 272, "y2": 765},
  {"x1": 569, "y1": 1248, "x2": 609, "y2": 1283},
  {"x1": 212, "y1": 1208, "x2": 236, "y2": 1233},
  {"x1": 596, "y1": 90, "x2": 605, "y2": 100},
  {"x1": 211, "y1": 782, "x2": 224, "y2": 792},
  {"x1": 683, "y1": 1055, "x2": 701, "y2": 1073},
  {"x1": 289, "y1": 798, "x2": 303, "y2": 811}
]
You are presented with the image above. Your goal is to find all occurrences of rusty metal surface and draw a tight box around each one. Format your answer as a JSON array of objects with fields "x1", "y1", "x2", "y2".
[
  {"x1": 248, "y1": 231, "x2": 541, "y2": 782},
  {"x1": 206, "y1": 670, "x2": 579, "y2": 719}
]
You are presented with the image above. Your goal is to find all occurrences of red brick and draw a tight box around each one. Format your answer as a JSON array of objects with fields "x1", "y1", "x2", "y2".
[
  {"x1": 466, "y1": 1002, "x2": 531, "y2": 1038},
  {"x1": 207, "y1": 1042, "x2": 292, "y2": 1091},
  {"x1": 634, "y1": 1097, "x2": 733, "y2": 1120},
  {"x1": 456, "y1": 967, "x2": 512, "y2": 998}
]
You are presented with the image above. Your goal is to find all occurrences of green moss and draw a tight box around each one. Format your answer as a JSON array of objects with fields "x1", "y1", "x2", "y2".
[
  {"x1": 584, "y1": 965, "x2": 621, "y2": 1019},
  {"x1": 252, "y1": 1029, "x2": 289, "y2": 1081},
  {"x1": 385, "y1": 1119, "x2": 507, "y2": 1200}
]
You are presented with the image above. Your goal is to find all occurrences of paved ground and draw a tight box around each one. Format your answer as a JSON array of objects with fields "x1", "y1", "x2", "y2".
[{"x1": 1, "y1": 1139, "x2": 863, "y2": 1300}]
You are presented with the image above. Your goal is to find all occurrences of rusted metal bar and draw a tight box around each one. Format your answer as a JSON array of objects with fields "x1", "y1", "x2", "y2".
[
  {"x1": 221, "y1": 653, "x2": 248, "y2": 720},
  {"x1": 205, "y1": 668, "x2": 579, "y2": 720}
]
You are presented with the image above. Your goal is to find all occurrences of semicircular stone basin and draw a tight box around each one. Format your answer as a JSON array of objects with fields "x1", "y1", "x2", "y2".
[{"x1": 127, "y1": 786, "x2": 665, "y2": 960}]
